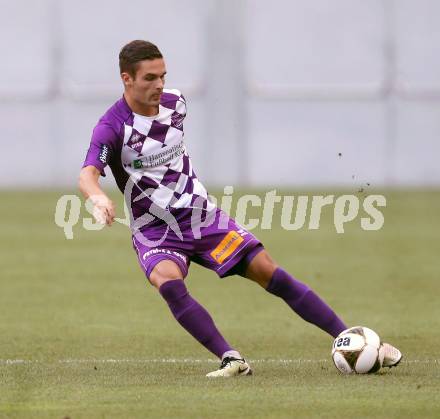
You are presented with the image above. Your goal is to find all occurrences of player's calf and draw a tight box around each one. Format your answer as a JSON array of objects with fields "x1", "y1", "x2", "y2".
[
  {"x1": 158, "y1": 278, "x2": 235, "y2": 359},
  {"x1": 265, "y1": 267, "x2": 347, "y2": 338}
]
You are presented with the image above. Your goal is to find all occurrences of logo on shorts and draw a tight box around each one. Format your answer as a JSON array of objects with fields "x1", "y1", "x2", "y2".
[
  {"x1": 99, "y1": 144, "x2": 109, "y2": 163},
  {"x1": 143, "y1": 248, "x2": 187, "y2": 264},
  {"x1": 210, "y1": 231, "x2": 244, "y2": 264}
]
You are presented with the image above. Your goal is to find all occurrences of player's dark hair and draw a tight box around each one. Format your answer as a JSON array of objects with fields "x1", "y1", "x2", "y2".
[{"x1": 119, "y1": 40, "x2": 163, "y2": 78}]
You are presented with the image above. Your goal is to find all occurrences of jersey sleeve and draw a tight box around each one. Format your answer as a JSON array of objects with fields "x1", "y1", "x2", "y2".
[
  {"x1": 82, "y1": 122, "x2": 119, "y2": 176},
  {"x1": 178, "y1": 91, "x2": 186, "y2": 115}
]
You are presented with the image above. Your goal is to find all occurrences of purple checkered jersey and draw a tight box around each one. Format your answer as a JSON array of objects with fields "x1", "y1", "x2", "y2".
[{"x1": 83, "y1": 89, "x2": 215, "y2": 227}]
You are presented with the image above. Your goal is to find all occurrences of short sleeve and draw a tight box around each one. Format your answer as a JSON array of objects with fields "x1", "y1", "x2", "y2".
[
  {"x1": 176, "y1": 92, "x2": 187, "y2": 120},
  {"x1": 82, "y1": 123, "x2": 119, "y2": 176}
]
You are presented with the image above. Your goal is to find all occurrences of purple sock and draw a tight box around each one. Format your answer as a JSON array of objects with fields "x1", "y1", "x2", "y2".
[
  {"x1": 266, "y1": 268, "x2": 346, "y2": 338},
  {"x1": 159, "y1": 279, "x2": 232, "y2": 358}
]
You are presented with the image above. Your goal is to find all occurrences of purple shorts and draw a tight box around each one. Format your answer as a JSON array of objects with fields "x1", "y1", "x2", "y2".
[{"x1": 131, "y1": 208, "x2": 263, "y2": 280}]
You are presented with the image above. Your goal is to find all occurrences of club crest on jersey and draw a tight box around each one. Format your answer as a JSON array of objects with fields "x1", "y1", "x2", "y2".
[
  {"x1": 99, "y1": 144, "x2": 109, "y2": 163},
  {"x1": 171, "y1": 111, "x2": 185, "y2": 130},
  {"x1": 127, "y1": 130, "x2": 147, "y2": 153},
  {"x1": 210, "y1": 231, "x2": 244, "y2": 264}
]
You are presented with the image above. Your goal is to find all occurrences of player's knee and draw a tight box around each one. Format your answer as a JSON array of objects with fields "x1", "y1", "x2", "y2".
[
  {"x1": 245, "y1": 250, "x2": 278, "y2": 289},
  {"x1": 149, "y1": 260, "x2": 184, "y2": 289}
]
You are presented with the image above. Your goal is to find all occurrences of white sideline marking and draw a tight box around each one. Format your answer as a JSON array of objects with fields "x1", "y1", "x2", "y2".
[{"x1": 0, "y1": 358, "x2": 438, "y2": 365}]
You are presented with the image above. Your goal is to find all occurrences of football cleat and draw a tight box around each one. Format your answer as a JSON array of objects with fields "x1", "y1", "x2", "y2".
[
  {"x1": 206, "y1": 357, "x2": 252, "y2": 377},
  {"x1": 381, "y1": 342, "x2": 402, "y2": 368}
]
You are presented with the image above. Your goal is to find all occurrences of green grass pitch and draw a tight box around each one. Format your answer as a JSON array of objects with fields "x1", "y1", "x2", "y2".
[{"x1": 0, "y1": 189, "x2": 439, "y2": 418}]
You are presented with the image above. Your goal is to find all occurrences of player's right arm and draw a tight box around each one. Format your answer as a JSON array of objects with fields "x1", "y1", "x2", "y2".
[
  {"x1": 79, "y1": 122, "x2": 119, "y2": 226},
  {"x1": 78, "y1": 165, "x2": 115, "y2": 226}
]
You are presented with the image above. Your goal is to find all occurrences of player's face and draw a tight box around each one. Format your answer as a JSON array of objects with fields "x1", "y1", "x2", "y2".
[{"x1": 122, "y1": 58, "x2": 166, "y2": 108}]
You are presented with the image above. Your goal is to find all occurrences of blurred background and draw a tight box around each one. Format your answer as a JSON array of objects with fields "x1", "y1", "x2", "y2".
[{"x1": 1, "y1": 0, "x2": 439, "y2": 189}]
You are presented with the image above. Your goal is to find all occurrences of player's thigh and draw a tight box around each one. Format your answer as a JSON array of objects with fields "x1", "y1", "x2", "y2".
[
  {"x1": 192, "y1": 209, "x2": 263, "y2": 278},
  {"x1": 149, "y1": 260, "x2": 184, "y2": 289},
  {"x1": 244, "y1": 250, "x2": 278, "y2": 289},
  {"x1": 132, "y1": 232, "x2": 190, "y2": 288}
]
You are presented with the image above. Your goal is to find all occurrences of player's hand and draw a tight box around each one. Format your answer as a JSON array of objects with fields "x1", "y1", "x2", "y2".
[{"x1": 89, "y1": 194, "x2": 116, "y2": 226}]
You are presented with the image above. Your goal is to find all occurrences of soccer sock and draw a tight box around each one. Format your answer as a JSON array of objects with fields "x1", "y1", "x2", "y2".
[
  {"x1": 159, "y1": 279, "x2": 233, "y2": 359},
  {"x1": 266, "y1": 267, "x2": 347, "y2": 338},
  {"x1": 221, "y1": 350, "x2": 242, "y2": 361}
]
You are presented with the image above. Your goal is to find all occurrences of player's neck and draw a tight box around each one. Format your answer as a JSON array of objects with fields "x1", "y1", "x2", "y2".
[{"x1": 123, "y1": 94, "x2": 159, "y2": 117}]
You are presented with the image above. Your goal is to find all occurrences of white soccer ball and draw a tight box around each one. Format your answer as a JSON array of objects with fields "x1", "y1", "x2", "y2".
[{"x1": 332, "y1": 326, "x2": 384, "y2": 374}]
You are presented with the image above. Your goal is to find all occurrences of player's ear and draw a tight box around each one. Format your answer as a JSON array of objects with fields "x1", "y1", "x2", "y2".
[{"x1": 121, "y1": 72, "x2": 133, "y2": 87}]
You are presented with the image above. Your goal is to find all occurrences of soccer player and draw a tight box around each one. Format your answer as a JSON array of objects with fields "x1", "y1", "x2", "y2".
[{"x1": 79, "y1": 40, "x2": 402, "y2": 377}]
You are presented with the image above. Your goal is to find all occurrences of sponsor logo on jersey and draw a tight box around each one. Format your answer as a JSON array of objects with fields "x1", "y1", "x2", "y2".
[
  {"x1": 131, "y1": 141, "x2": 185, "y2": 169},
  {"x1": 133, "y1": 159, "x2": 143, "y2": 169},
  {"x1": 99, "y1": 144, "x2": 109, "y2": 163},
  {"x1": 210, "y1": 231, "x2": 244, "y2": 264}
]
